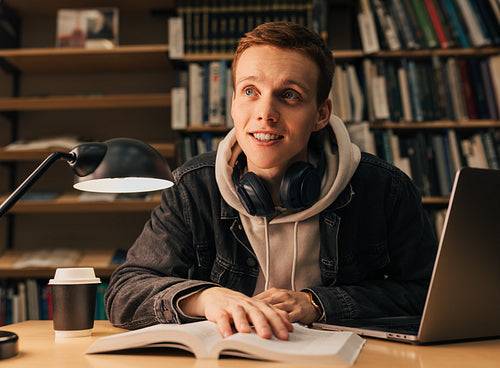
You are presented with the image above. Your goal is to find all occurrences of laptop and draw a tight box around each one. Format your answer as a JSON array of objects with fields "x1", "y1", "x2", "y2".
[{"x1": 314, "y1": 167, "x2": 500, "y2": 344}]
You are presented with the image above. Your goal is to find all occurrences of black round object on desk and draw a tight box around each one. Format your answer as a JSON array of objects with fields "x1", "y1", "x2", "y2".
[{"x1": 0, "y1": 330, "x2": 18, "y2": 359}]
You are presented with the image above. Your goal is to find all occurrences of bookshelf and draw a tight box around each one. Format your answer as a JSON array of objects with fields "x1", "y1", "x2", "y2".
[
  {"x1": 171, "y1": 0, "x2": 500, "y2": 230},
  {"x1": 1, "y1": 0, "x2": 500, "y2": 325},
  {"x1": 0, "y1": 0, "x2": 177, "y2": 254}
]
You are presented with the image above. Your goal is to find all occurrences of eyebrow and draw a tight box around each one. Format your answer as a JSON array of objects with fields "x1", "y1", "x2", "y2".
[{"x1": 235, "y1": 75, "x2": 312, "y2": 94}]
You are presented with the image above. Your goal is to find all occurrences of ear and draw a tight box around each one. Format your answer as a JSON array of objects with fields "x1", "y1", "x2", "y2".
[{"x1": 313, "y1": 98, "x2": 332, "y2": 132}]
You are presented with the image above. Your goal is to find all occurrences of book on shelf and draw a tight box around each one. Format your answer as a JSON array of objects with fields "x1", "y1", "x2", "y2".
[
  {"x1": 4, "y1": 135, "x2": 85, "y2": 151},
  {"x1": 85, "y1": 320, "x2": 365, "y2": 365},
  {"x1": 357, "y1": 0, "x2": 381, "y2": 54},
  {"x1": 454, "y1": 0, "x2": 490, "y2": 47},
  {"x1": 177, "y1": 0, "x2": 322, "y2": 54},
  {"x1": 56, "y1": 8, "x2": 118, "y2": 49},
  {"x1": 168, "y1": 16, "x2": 184, "y2": 59},
  {"x1": 171, "y1": 87, "x2": 188, "y2": 130},
  {"x1": 364, "y1": 0, "x2": 500, "y2": 50},
  {"x1": 423, "y1": 0, "x2": 451, "y2": 48},
  {"x1": 371, "y1": 0, "x2": 401, "y2": 51},
  {"x1": 174, "y1": 61, "x2": 234, "y2": 129},
  {"x1": 386, "y1": 0, "x2": 420, "y2": 49}
]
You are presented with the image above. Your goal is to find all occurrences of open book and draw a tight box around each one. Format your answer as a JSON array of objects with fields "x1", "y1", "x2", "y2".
[{"x1": 86, "y1": 320, "x2": 365, "y2": 364}]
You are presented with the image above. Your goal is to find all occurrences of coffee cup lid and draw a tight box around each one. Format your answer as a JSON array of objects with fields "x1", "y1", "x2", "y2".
[{"x1": 49, "y1": 268, "x2": 101, "y2": 285}]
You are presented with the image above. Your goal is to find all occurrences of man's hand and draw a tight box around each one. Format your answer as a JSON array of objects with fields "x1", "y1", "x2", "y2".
[
  {"x1": 253, "y1": 288, "x2": 321, "y2": 325},
  {"x1": 178, "y1": 287, "x2": 293, "y2": 340}
]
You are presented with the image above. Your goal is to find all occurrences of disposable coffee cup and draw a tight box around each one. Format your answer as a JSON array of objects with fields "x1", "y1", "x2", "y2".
[{"x1": 49, "y1": 268, "x2": 101, "y2": 338}]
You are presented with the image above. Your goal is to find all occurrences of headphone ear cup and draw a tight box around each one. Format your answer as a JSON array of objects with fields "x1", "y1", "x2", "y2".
[
  {"x1": 238, "y1": 172, "x2": 275, "y2": 217},
  {"x1": 280, "y1": 162, "x2": 321, "y2": 209}
]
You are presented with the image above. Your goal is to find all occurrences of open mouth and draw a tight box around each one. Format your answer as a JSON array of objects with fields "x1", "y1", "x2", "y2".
[{"x1": 251, "y1": 133, "x2": 283, "y2": 142}]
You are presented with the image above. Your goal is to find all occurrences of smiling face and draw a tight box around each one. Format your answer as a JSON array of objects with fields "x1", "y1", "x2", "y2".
[{"x1": 232, "y1": 45, "x2": 331, "y2": 181}]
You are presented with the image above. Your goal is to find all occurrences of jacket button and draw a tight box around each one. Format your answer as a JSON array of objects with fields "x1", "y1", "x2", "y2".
[
  {"x1": 246, "y1": 258, "x2": 256, "y2": 267},
  {"x1": 163, "y1": 310, "x2": 173, "y2": 322}
]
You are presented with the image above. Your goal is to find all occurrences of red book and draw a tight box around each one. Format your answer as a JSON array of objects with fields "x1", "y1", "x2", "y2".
[
  {"x1": 458, "y1": 59, "x2": 478, "y2": 120},
  {"x1": 424, "y1": 0, "x2": 449, "y2": 48}
]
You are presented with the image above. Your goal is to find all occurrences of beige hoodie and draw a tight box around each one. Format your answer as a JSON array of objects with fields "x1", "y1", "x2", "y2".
[{"x1": 215, "y1": 115, "x2": 361, "y2": 294}]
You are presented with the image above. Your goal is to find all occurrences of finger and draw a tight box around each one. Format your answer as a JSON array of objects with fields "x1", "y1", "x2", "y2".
[
  {"x1": 231, "y1": 305, "x2": 253, "y2": 334},
  {"x1": 246, "y1": 308, "x2": 273, "y2": 339},
  {"x1": 214, "y1": 313, "x2": 233, "y2": 339},
  {"x1": 255, "y1": 305, "x2": 292, "y2": 340}
]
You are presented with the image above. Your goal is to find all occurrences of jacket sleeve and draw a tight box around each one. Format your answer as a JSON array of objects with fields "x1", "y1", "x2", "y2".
[
  {"x1": 310, "y1": 164, "x2": 438, "y2": 323},
  {"x1": 104, "y1": 181, "x2": 217, "y2": 330}
]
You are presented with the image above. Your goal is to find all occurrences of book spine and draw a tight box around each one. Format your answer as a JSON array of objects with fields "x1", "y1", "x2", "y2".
[
  {"x1": 454, "y1": 0, "x2": 490, "y2": 47},
  {"x1": 457, "y1": 59, "x2": 478, "y2": 120},
  {"x1": 487, "y1": 56, "x2": 500, "y2": 119},
  {"x1": 473, "y1": 0, "x2": 500, "y2": 46},
  {"x1": 371, "y1": 0, "x2": 401, "y2": 50},
  {"x1": 208, "y1": 61, "x2": 223, "y2": 125},
  {"x1": 480, "y1": 59, "x2": 500, "y2": 120},
  {"x1": 423, "y1": 0, "x2": 449, "y2": 48},
  {"x1": 346, "y1": 64, "x2": 365, "y2": 123},
  {"x1": 397, "y1": 63, "x2": 413, "y2": 122},
  {"x1": 407, "y1": 60, "x2": 423, "y2": 122},
  {"x1": 436, "y1": 0, "x2": 470, "y2": 47},
  {"x1": 387, "y1": 0, "x2": 420, "y2": 49},
  {"x1": 408, "y1": 0, "x2": 439, "y2": 48},
  {"x1": 358, "y1": 0, "x2": 381, "y2": 54}
]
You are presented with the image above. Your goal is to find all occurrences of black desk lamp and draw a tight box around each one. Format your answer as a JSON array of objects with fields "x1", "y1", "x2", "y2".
[
  {"x1": 0, "y1": 137, "x2": 174, "y2": 218},
  {"x1": 0, "y1": 138, "x2": 174, "y2": 359}
]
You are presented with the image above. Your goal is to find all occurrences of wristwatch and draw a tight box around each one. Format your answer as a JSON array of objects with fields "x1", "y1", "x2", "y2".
[{"x1": 305, "y1": 291, "x2": 322, "y2": 320}]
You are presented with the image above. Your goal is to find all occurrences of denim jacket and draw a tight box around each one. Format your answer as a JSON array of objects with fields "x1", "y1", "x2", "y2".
[{"x1": 105, "y1": 151, "x2": 437, "y2": 330}]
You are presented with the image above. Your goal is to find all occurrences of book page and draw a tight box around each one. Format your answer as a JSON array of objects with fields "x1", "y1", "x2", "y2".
[
  {"x1": 85, "y1": 321, "x2": 223, "y2": 358},
  {"x1": 214, "y1": 323, "x2": 364, "y2": 364}
]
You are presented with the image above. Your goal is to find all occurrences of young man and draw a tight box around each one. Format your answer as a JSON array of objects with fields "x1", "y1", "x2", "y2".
[{"x1": 105, "y1": 22, "x2": 437, "y2": 341}]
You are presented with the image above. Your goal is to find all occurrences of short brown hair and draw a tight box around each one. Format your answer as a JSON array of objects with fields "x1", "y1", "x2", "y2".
[{"x1": 233, "y1": 22, "x2": 335, "y2": 105}]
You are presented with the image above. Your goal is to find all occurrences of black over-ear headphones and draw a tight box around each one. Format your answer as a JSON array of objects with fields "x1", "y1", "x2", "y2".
[{"x1": 232, "y1": 147, "x2": 326, "y2": 217}]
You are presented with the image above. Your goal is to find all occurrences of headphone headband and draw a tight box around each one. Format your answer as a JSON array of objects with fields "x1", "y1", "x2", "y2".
[{"x1": 232, "y1": 146, "x2": 325, "y2": 216}]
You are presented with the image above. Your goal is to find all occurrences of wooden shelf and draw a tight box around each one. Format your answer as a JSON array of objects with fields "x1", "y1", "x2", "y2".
[
  {"x1": 183, "y1": 47, "x2": 500, "y2": 62},
  {"x1": 0, "y1": 45, "x2": 171, "y2": 73},
  {"x1": 0, "y1": 248, "x2": 119, "y2": 278},
  {"x1": 0, "y1": 93, "x2": 170, "y2": 111},
  {"x1": 0, "y1": 192, "x2": 162, "y2": 214},
  {"x1": 0, "y1": 142, "x2": 176, "y2": 162},
  {"x1": 4, "y1": 0, "x2": 175, "y2": 14},
  {"x1": 370, "y1": 120, "x2": 500, "y2": 130}
]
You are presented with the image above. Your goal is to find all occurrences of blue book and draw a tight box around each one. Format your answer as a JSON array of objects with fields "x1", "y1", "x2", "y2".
[
  {"x1": 406, "y1": 60, "x2": 423, "y2": 122},
  {"x1": 437, "y1": 0, "x2": 470, "y2": 48}
]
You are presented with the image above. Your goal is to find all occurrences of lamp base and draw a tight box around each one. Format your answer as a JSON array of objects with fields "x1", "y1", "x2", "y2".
[{"x1": 0, "y1": 331, "x2": 18, "y2": 359}]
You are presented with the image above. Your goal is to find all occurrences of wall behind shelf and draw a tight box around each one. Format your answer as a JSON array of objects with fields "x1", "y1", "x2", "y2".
[{"x1": 0, "y1": 4, "x2": 178, "y2": 251}]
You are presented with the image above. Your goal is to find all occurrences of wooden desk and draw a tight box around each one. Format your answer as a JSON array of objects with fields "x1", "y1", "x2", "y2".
[{"x1": 1, "y1": 321, "x2": 499, "y2": 367}]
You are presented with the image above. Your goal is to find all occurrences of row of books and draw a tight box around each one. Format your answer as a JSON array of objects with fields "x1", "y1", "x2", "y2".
[
  {"x1": 350, "y1": 123, "x2": 500, "y2": 197},
  {"x1": 174, "y1": 0, "x2": 328, "y2": 55},
  {"x1": 172, "y1": 61, "x2": 234, "y2": 129},
  {"x1": 0, "y1": 280, "x2": 108, "y2": 326},
  {"x1": 332, "y1": 55, "x2": 500, "y2": 124},
  {"x1": 179, "y1": 133, "x2": 225, "y2": 163},
  {"x1": 358, "y1": 0, "x2": 500, "y2": 53}
]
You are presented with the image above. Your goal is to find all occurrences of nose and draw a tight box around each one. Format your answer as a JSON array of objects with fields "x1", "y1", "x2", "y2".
[{"x1": 256, "y1": 95, "x2": 279, "y2": 123}]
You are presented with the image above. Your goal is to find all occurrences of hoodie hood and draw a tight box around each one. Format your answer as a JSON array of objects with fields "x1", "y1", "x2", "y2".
[{"x1": 215, "y1": 115, "x2": 361, "y2": 292}]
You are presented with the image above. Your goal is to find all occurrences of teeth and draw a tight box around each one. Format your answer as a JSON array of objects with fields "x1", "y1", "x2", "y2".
[{"x1": 252, "y1": 133, "x2": 282, "y2": 142}]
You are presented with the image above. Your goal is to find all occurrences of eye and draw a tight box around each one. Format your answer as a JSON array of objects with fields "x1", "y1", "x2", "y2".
[
  {"x1": 283, "y1": 90, "x2": 299, "y2": 100},
  {"x1": 244, "y1": 87, "x2": 256, "y2": 96}
]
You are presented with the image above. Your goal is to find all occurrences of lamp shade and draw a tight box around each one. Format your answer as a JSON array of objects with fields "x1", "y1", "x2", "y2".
[{"x1": 71, "y1": 138, "x2": 174, "y2": 193}]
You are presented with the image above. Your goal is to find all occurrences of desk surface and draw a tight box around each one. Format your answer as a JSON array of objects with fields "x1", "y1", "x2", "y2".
[{"x1": 1, "y1": 321, "x2": 500, "y2": 367}]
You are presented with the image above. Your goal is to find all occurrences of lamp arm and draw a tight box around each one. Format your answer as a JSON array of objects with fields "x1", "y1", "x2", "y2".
[{"x1": 0, "y1": 151, "x2": 75, "y2": 218}]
